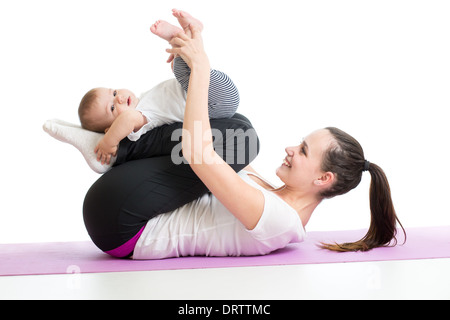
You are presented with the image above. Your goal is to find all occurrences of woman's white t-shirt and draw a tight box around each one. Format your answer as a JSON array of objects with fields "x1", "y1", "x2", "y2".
[{"x1": 132, "y1": 170, "x2": 305, "y2": 260}]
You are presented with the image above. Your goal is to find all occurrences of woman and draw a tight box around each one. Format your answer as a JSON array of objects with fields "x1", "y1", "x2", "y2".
[{"x1": 83, "y1": 25, "x2": 405, "y2": 259}]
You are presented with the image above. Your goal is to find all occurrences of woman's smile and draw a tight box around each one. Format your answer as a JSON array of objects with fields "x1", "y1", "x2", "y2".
[{"x1": 283, "y1": 157, "x2": 292, "y2": 168}]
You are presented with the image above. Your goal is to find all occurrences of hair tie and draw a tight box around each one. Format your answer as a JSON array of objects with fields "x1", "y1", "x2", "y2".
[{"x1": 363, "y1": 160, "x2": 370, "y2": 172}]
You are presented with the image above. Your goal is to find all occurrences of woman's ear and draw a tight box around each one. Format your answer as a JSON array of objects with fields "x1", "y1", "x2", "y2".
[{"x1": 314, "y1": 172, "x2": 335, "y2": 187}]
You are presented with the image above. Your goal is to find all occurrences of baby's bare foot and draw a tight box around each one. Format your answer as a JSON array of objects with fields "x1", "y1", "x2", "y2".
[
  {"x1": 150, "y1": 20, "x2": 183, "y2": 42},
  {"x1": 172, "y1": 9, "x2": 204, "y2": 33}
]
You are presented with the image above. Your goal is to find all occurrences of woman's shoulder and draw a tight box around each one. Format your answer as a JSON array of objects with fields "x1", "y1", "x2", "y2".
[
  {"x1": 247, "y1": 187, "x2": 305, "y2": 242},
  {"x1": 239, "y1": 169, "x2": 305, "y2": 234},
  {"x1": 240, "y1": 166, "x2": 276, "y2": 191}
]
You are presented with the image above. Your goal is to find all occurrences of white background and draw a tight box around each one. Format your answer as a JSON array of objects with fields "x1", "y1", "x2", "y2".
[{"x1": 1, "y1": 0, "x2": 449, "y2": 244}]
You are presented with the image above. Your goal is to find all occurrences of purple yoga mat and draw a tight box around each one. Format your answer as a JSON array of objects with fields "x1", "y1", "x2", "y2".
[{"x1": 1, "y1": 226, "x2": 449, "y2": 276}]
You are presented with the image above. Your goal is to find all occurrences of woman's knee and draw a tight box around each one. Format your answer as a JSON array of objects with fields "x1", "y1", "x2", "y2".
[{"x1": 210, "y1": 114, "x2": 260, "y2": 170}]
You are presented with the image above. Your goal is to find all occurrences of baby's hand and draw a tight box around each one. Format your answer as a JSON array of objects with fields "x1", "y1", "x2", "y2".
[{"x1": 95, "y1": 138, "x2": 118, "y2": 165}]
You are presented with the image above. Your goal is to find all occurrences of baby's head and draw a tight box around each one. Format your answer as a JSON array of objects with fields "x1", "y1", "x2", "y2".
[{"x1": 79, "y1": 88, "x2": 139, "y2": 133}]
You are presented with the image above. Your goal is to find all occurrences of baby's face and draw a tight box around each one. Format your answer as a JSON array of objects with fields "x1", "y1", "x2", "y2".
[{"x1": 93, "y1": 88, "x2": 140, "y2": 128}]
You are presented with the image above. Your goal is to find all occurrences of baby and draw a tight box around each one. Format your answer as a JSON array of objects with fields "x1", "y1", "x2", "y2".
[{"x1": 78, "y1": 9, "x2": 240, "y2": 165}]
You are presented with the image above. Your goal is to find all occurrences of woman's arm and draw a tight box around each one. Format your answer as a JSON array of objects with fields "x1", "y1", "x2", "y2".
[{"x1": 167, "y1": 27, "x2": 264, "y2": 230}]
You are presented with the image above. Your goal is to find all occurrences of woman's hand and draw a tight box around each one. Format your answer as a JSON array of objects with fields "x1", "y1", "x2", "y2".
[{"x1": 166, "y1": 25, "x2": 209, "y2": 70}]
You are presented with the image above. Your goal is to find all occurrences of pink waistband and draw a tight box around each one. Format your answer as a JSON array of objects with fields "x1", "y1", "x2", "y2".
[{"x1": 105, "y1": 226, "x2": 146, "y2": 258}]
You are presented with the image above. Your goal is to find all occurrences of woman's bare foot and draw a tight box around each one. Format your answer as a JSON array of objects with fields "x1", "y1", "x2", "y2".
[
  {"x1": 150, "y1": 20, "x2": 183, "y2": 42},
  {"x1": 172, "y1": 9, "x2": 204, "y2": 34}
]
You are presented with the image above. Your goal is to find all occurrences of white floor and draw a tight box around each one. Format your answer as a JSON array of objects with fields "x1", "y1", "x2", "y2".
[{"x1": 1, "y1": 258, "x2": 449, "y2": 300}]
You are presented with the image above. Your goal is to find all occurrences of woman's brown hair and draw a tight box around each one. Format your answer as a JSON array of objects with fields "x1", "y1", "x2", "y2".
[{"x1": 319, "y1": 127, "x2": 406, "y2": 252}]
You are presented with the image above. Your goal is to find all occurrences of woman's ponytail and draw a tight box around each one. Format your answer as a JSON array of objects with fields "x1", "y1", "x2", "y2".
[{"x1": 319, "y1": 127, "x2": 406, "y2": 252}]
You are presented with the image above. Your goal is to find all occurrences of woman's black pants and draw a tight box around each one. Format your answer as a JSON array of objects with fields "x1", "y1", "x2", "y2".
[{"x1": 82, "y1": 114, "x2": 259, "y2": 257}]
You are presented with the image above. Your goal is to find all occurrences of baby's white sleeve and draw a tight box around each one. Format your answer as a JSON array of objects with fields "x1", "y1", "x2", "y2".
[{"x1": 127, "y1": 111, "x2": 159, "y2": 142}]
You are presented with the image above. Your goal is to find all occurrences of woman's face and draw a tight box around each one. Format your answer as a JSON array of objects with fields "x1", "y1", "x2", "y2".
[{"x1": 276, "y1": 129, "x2": 335, "y2": 193}]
